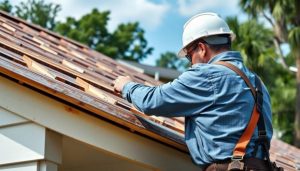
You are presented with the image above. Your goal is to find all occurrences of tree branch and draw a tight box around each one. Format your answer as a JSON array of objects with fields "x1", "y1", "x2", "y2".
[
  {"x1": 262, "y1": 11, "x2": 275, "y2": 27},
  {"x1": 273, "y1": 37, "x2": 289, "y2": 69}
]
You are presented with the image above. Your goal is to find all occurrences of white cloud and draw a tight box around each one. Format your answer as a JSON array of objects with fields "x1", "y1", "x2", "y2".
[
  {"x1": 177, "y1": 0, "x2": 240, "y2": 17},
  {"x1": 97, "y1": 0, "x2": 170, "y2": 30}
]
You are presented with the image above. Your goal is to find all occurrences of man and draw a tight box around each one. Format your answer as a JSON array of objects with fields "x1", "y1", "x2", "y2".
[{"x1": 114, "y1": 13, "x2": 273, "y2": 170}]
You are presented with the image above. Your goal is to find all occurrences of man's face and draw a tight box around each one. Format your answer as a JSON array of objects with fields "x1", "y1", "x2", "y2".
[
  {"x1": 185, "y1": 41, "x2": 207, "y2": 65},
  {"x1": 185, "y1": 43, "x2": 198, "y2": 63}
]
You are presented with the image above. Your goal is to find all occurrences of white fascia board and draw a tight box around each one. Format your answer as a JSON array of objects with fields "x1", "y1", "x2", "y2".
[{"x1": 0, "y1": 76, "x2": 199, "y2": 171}]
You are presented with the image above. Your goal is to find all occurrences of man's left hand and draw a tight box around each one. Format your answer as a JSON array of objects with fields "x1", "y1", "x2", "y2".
[{"x1": 114, "y1": 76, "x2": 133, "y2": 93}]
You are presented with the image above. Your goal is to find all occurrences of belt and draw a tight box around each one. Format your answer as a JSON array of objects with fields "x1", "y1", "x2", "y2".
[{"x1": 204, "y1": 157, "x2": 269, "y2": 171}]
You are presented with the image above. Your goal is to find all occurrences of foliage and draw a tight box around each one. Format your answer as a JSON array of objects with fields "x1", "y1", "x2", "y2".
[
  {"x1": 0, "y1": 0, "x2": 12, "y2": 13},
  {"x1": 238, "y1": 0, "x2": 300, "y2": 145},
  {"x1": 156, "y1": 52, "x2": 189, "y2": 71},
  {"x1": 227, "y1": 17, "x2": 275, "y2": 79},
  {"x1": 14, "y1": 0, "x2": 61, "y2": 30},
  {"x1": 54, "y1": 9, "x2": 110, "y2": 48},
  {"x1": 55, "y1": 9, "x2": 153, "y2": 62},
  {"x1": 271, "y1": 60, "x2": 296, "y2": 143},
  {"x1": 288, "y1": 27, "x2": 300, "y2": 54}
]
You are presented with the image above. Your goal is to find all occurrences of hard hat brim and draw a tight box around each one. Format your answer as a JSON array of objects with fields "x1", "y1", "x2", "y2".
[
  {"x1": 178, "y1": 48, "x2": 186, "y2": 58},
  {"x1": 177, "y1": 32, "x2": 236, "y2": 58}
]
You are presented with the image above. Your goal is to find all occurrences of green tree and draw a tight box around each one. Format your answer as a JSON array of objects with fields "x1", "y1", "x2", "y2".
[
  {"x1": 226, "y1": 17, "x2": 276, "y2": 82},
  {"x1": 103, "y1": 22, "x2": 153, "y2": 61},
  {"x1": 0, "y1": 0, "x2": 61, "y2": 30},
  {"x1": 156, "y1": 52, "x2": 188, "y2": 71},
  {"x1": 270, "y1": 59, "x2": 296, "y2": 143},
  {"x1": 228, "y1": 16, "x2": 296, "y2": 144},
  {"x1": 0, "y1": 0, "x2": 12, "y2": 13},
  {"x1": 15, "y1": 0, "x2": 61, "y2": 30},
  {"x1": 55, "y1": 10, "x2": 110, "y2": 48},
  {"x1": 239, "y1": 0, "x2": 300, "y2": 146},
  {"x1": 55, "y1": 9, "x2": 152, "y2": 62}
]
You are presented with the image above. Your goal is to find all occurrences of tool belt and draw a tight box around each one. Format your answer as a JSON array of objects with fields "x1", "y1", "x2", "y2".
[
  {"x1": 213, "y1": 61, "x2": 284, "y2": 171},
  {"x1": 204, "y1": 157, "x2": 269, "y2": 171}
]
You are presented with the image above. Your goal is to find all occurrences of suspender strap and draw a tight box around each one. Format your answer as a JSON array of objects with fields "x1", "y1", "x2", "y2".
[
  {"x1": 252, "y1": 76, "x2": 270, "y2": 158},
  {"x1": 214, "y1": 61, "x2": 261, "y2": 158}
]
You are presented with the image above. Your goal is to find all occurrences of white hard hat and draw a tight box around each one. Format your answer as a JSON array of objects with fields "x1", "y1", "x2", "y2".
[{"x1": 178, "y1": 12, "x2": 234, "y2": 57}]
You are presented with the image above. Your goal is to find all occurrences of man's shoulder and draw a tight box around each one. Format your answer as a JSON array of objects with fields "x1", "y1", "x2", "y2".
[{"x1": 187, "y1": 63, "x2": 238, "y2": 78}]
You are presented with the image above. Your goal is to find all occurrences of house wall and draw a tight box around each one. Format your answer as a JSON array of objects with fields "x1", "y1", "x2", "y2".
[
  {"x1": 0, "y1": 107, "x2": 62, "y2": 171},
  {"x1": 0, "y1": 76, "x2": 200, "y2": 171}
]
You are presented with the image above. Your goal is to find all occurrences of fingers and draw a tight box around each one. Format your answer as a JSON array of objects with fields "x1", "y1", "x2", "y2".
[
  {"x1": 113, "y1": 76, "x2": 123, "y2": 85},
  {"x1": 113, "y1": 78, "x2": 120, "y2": 92},
  {"x1": 113, "y1": 77, "x2": 118, "y2": 86},
  {"x1": 113, "y1": 75, "x2": 132, "y2": 93}
]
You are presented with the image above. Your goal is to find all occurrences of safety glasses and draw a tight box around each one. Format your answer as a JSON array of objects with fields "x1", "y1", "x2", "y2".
[{"x1": 184, "y1": 43, "x2": 199, "y2": 63}]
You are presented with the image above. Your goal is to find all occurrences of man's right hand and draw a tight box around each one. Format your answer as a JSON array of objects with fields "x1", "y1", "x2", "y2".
[{"x1": 113, "y1": 76, "x2": 133, "y2": 93}]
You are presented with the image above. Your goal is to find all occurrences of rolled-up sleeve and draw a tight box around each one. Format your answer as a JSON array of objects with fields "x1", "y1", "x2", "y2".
[{"x1": 122, "y1": 69, "x2": 215, "y2": 117}]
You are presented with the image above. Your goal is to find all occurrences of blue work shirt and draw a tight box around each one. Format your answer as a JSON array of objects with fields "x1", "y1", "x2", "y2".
[{"x1": 122, "y1": 51, "x2": 273, "y2": 167}]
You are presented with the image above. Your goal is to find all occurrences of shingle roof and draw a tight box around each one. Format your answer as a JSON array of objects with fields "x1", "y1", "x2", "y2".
[
  {"x1": 0, "y1": 10, "x2": 186, "y2": 151},
  {"x1": 0, "y1": 10, "x2": 299, "y2": 170},
  {"x1": 271, "y1": 139, "x2": 300, "y2": 170}
]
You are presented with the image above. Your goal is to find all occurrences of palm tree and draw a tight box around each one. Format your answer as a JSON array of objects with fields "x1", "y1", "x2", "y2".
[
  {"x1": 226, "y1": 17, "x2": 275, "y2": 82},
  {"x1": 239, "y1": 0, "x2": 300, "y2": 147}
]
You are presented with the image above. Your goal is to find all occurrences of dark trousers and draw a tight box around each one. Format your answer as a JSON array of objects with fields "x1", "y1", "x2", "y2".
[{"x1": 204, "y1": 158, "x2": 269, "y2": 171}]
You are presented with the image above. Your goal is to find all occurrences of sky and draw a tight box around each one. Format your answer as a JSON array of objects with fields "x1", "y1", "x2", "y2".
[{"x1": 11, "y1": 0, "x2": 245, "y2": 66}]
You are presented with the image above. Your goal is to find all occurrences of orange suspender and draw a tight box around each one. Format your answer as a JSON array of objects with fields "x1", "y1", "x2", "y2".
[{"x1": 214, "y1": 61, "x2": 260, "y2": 158}]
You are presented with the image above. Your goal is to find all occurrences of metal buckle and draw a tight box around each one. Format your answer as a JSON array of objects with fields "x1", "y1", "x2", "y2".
[
  {"x1": 231, "y1": 155, "x2": 243, "y2": 161},
  {"x1": 228, "y1": 156, "x2": 244, "y2": 171},
  {"x1": 258, "y1": 130, "x2": 267, "y2": 138}
]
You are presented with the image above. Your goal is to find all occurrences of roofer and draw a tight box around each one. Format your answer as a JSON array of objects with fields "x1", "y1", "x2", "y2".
[{"x1": 114, "y1": 12, "x2": 277, "y2": 171}]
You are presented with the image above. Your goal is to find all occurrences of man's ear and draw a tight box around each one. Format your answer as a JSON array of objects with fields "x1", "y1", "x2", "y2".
[{"x1": 199, "y1": 43, "x2": 206, "y2": 56}]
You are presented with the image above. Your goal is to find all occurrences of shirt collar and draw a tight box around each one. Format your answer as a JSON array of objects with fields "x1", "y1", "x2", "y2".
[
  {"x1": 208, "y1": 51, "x2": 243, "y2": 64},
  {"x1": 191, "y1": 51, "x2": 243, "y2": 68}
]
